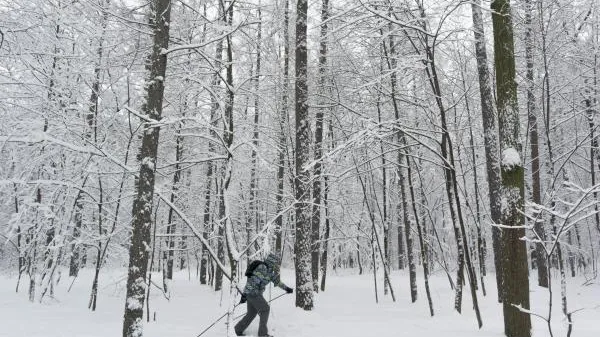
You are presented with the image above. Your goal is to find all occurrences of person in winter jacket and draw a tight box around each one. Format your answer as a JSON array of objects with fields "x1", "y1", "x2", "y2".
[{"x1": 235, "y1": 252, "x2": 293, "y2": 337}]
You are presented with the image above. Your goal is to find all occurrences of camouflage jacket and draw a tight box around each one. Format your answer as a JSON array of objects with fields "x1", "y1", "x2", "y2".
[{"x1": 243, "y1": 262, "x2": 287, "y2": 296}]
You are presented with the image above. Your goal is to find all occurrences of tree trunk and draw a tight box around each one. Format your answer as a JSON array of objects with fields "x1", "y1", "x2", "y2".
[
  {"x1": 407, "y1": 157, "x2": 434, "y2": 316},
  {"x1": 294, "y1": 0, "x2": 314, "y2": 311},
  {"x1": 249, "y1": 4, "x2": 261, "y2": 259},
  {"x1": 311, "y1": 0, "x2": 329, "y2": 292},
  {"x1": 491, "y1": 0, "x2": 532, "y2": 335},
  {"x1": 201, "y1": 0, "x2": 226, "y2": 285},
  {"x1": 399, "y1": 150, "x2": 417, "y2": 303},
  {"x1": 320, "y1": 173, "x2": 331, "y2": 292},
  {"x1": 222, "y1": 0, "x2": 238, "y2": 280},
  {"x1": 463, "y1": 86, "x2": 486, "y2": 294},
  {"x1": 470, "y1": 0, "x2": 503, "y2": 302},
  {"x1": 275, "y1": 0, "x2": 290, "y2": 254},
  {"x1": 523, "y1": 0, "x2": 549, "y2": 288},
  {"x1": 382, "y1": 28, "x2": 415, "y2": 300},
  {"x1": 89, "y1": 177, "x2": 104, "y2": 311},
  {"x1": 164, "y1": 124, "x2": 183, "y2": 290},
  {"x1": 122, "y1": 0, "x2": 171, "y2": 335},
  {"x1": 214, "y1": 179, "x2": 225, "y2": 291}
]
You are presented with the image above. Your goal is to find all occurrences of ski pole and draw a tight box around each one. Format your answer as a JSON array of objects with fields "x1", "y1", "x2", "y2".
[
  {"x1": 195, "y1": 292, "x2": 290, "y2": 337},
  {"x1": 231, "y1": 292, "x2": 288, "y2": 321}
]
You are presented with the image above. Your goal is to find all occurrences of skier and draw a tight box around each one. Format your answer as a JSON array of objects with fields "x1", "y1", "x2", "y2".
[{"x1": 235, "y1": 252, "x2": 293, "y2": 337}]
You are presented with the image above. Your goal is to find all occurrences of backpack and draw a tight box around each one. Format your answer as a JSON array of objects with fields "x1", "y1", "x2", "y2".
[{"x1": 245, "y1": 260, "x2": 266, "y2": 277}]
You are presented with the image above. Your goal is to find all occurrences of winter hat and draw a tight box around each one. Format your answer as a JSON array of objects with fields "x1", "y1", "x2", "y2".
[{"x1": 265, "y1": 252, "x2": 281, "y2": 266}]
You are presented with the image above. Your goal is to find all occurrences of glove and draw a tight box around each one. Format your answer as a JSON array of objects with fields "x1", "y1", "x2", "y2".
[
  {"x1": 285, "y1": 286, "x2": 294, "y2": 294},
  {"x1": 239, "y1": 294, "x2": 247, "y2": 304}
]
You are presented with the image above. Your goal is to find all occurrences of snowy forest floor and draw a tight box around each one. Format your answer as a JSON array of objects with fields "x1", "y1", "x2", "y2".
[{"x1": 1, "y1": 268, "x2": 599, "y2": 337}]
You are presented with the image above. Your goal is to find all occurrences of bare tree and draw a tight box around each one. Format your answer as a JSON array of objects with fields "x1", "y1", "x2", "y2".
[
  {"x1": 490, "y1": 0, "x2": 532, "y2": 335},
  {"x1": 122, "y1": 0, "x2": 172, "y2": 335},
  {"x1": 294, "y1": 0, "x2": 314, "y2": 310}
]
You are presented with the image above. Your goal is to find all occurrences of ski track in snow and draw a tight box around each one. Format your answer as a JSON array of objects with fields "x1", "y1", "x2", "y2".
[{"x1": 0, "y1": 269, "x2": 598, "y2": 337}]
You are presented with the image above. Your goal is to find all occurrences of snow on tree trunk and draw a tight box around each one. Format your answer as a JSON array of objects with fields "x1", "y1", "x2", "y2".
[
  {"x1": 249, "y1": 3, "x2": 262, "y2": 263},
  {"x1": 311, "y1": 0, "x2": 329, "y2": 293},
  {"x1": 523, "y1": 0, "x2": 549, "y2": 288},
  {"x1": 491, "y1": 0, "x2": 532, "y2": 336},
  {"x1": 294, "y1": 0, "x2": 314, "y2": 310},
  {"x1": 222, "y1": 0, "x2": 239, "y2": 277},
  {"x1": 470, "y1": 0, "x2": 504, "y2": 301},
  {"x1": 122, "y1": 0, "x2": 171, "y2": 336},
  {"x1": 275, "y1": 0, "x2": 290, "y2": 254},
  {"x1": 201, "y1": 9, "x2": 224, "y2": 284},
  {"x1": 164, "y1": 123, "x2": 183, "y2": 289}
]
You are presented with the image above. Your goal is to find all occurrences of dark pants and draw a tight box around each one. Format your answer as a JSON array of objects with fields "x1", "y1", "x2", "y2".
[{"x1": 234, "y1": 294, "x2": 270, "y2": 336}]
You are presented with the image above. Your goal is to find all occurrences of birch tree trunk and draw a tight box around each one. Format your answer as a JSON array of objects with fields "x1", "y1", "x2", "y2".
[
  {"x1": 122, "y1": 0, "x2": 171, "y2": 335},
  {"x1": 491, "y1": 0, "x2": 532, "y2": 335}
]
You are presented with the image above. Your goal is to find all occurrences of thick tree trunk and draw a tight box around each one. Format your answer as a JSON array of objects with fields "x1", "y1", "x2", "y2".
[
  {"x1": 294, "y1": 0, "x2": 314, "y2": 311},
  {"x1": 491, "y1": 0, "x2": 532, "y2": 335},
  {"x1": 122, "y1": 0, "x2": 171, "y2": 335}
]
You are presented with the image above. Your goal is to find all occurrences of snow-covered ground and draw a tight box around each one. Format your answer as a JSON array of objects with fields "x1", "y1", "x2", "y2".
[{"x1": 1, "y1": 268, "x2": 598, "y2": 337}]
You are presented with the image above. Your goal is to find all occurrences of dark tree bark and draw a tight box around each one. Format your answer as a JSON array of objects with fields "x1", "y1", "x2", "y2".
[
  {"x1": 294, "y1": 0, "x2": 314, "y2": 311},
  {"x1": 523, "y1": 0, "x2": 549, "y2": 288},
  {"x1": 221, "y1": 0, "x2": 238, "y2": 280},
  {"x1": 249, "y1": 4, "x2": 262, "y2": 260},
  {"x1": 122, "y1": 0, "x2": 171, "y2": 335},
  {"x1": 164, "y1": 123, "x2": 183, "y2": 289},
  {"x1": 462, "y1": 80, "x2": 486, "y2": 294},
  {"x1": 470, "y1": 0, "x2": 503, "y2": 301},
  {"x1": 320, "y1": 169, "x2": 331, "y2": 292},
  {"x1": 201, "y1": 5, "x2": 225, "y2": 284},
  {"x1": 69, "y1": 188, "x2": 85, "y2": 278},
  {"x1": 491, "y1": 0, "x2": 532, "y2": 335},
  {"x1": 381, "y1": 28, "x2": 415, "y2": 300},
  {"x1": 89, "y1": 177, "x2": 104, "y2": 311},
  {"x1": 275, "y1": 0, "x2": 290, "y2": 254},
  {"x1": 409, "y1": 3, "x2": 481, "y2": 324},
  {"x1": 14, "y1": 181, "x2": 25, "y2": 292},
  {"x1": 311, "y1": 0, "x2": 329, "y2": 292},
  {"x1": 407, "y1": 157, "x2": 434, "y2": 315},
  {"x1": 214, "y1": 179, "x2": 225, "y2": 291}
]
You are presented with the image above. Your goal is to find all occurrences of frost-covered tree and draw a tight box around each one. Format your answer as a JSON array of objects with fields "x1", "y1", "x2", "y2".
[
  {"x1": 491, "y1": 0, "x2": 532, "y2": 335},
  {"x1": 122, "y1": 0, "x2": 172, "y2": 335}
]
